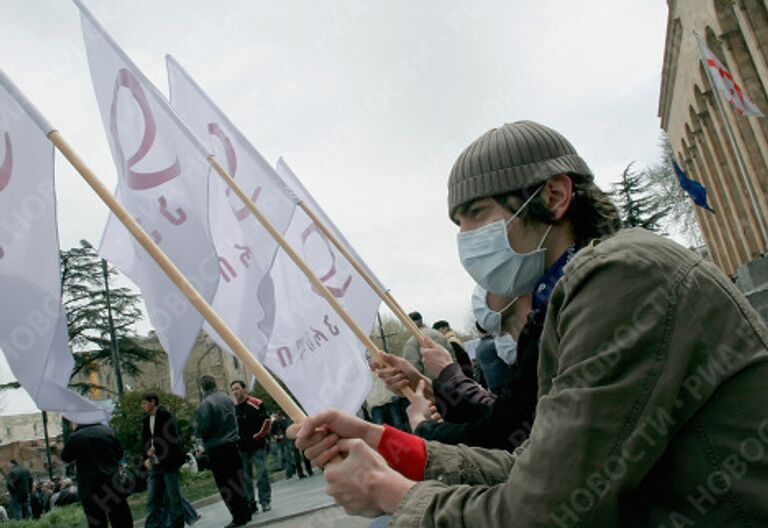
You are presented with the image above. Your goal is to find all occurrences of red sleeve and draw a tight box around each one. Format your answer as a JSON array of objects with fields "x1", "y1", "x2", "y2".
[{"x1": 376, "y1": 425, "x2": 426, "y2": 481}]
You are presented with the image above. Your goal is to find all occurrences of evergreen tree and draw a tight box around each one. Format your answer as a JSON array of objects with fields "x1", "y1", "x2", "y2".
[
  {"x1": 61, "y1": 240, "x2": 161, "y2": 395},
  {"x1": 611, "y1": 162, "x2": 670, "y2": 232},
  {"x1": 642, "y1": 135, "x2": 704, "y2": 247}
]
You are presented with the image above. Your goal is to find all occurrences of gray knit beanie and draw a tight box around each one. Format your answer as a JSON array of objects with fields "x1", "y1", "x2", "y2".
[{"x1": 447, "y1": 121, "x2": 593, "y2": 218}]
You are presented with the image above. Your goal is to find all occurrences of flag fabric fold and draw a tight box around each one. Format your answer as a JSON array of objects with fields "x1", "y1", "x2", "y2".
[
  {"x1": 263, "y1": 160, "x2": 380, "y2": 415},
  {"x1": 166, "y1": 57, "x2": 377, "y2": 414},
  {"x1": 0, "y1": 70, "x2": 108, "y2": 423},
  {"x1": 673, "y1": 158, "x2": 715, "y2": 214},
  {"x1": 76, "y1": 0, "x2": 219, "y2": 395},
  {"x1": 696, "y1": 34, "x2": 765, "y2": 118},
  {"x1": 166, "y1": 55, "x2": 297, "y2": 362}
]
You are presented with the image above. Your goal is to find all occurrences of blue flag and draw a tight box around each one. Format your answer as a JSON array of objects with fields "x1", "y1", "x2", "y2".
[{"x1": 672, "y1": 159, "x2": 715, "y2": 214}]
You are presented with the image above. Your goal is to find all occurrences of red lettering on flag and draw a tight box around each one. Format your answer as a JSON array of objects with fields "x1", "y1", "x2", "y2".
[
  {"x1": 208, "y1": 122, "x2": 262, "y2": 221},
  {"x1": 109, "y1": 68, "x2": 181, "y2": 190},
  {"x1": 0, "y1": 133, "x2": 12, "y2": 192}
]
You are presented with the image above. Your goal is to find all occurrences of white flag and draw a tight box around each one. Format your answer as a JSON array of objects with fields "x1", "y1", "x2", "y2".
[
  {"x1": 697, "y1": 35, "x2": 765, "y2": 118},
  {"x1": 276, "y1": 159, "x2": 382, "y2": 330},
  {"x1": 0, "y1": 70, "x2": 108, "y2": 423},
  {"x1": 263, "y1": 161, "x2": 380, "y2": 415},
  {"x1": 77, "y1": 1, "x2": 219, "y2": 395},
  {"x1": 166, "y1": 56, "x2": 297, "y2": 360}
]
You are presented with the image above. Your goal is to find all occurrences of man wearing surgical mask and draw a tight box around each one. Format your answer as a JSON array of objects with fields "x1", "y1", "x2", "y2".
[{"x1": 290, "y1": 121, "x2": 768, "y2": 527}]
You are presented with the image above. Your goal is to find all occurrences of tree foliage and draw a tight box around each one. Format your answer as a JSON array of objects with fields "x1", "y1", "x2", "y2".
[
  {"x1": 641, "y1": 136, "x2": 704, "y2": 247},
  {"x1": 611, "y1": 162, "x2": 670, "y2": 232},
  {"x1": 110, "y1": 387, "x2": 196, "y2": 467},
  {"x1": 371, "y1": 314, "x2": 411, "y2": 355},
  {"x1": 61, "y1": 240, "x2": 161, "y2": 394}
]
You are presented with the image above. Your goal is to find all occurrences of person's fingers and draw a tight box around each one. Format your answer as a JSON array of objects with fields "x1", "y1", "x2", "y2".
[
  {"x1": 286, "y1": 424, "x2": 301, "y2": 439},
  {"x1": 415, "y1": 378, "x2": 426, "y2": 398},
  {"x1": 294, "y1": 427, "x2": 330, "y2": 451},
  {"x1": 309, "y1": 442, "x2": 342, "y2": 469},
  {"x1": 379, "y1": 351, "x2": 399, "y2": 365},
  {"x1": 421, "y1": 336, "x2": 437, "y2": 349},
  {"x1": 391, "y1": 380, "x2": 410, "y2": 391},
  {"x1": 335, "y1": 437, "x2": 367, "y2": 457},
  {"x1": 303, "y1": 432, "x2": 340, "y2": 462},
  {"x1": 376, "y1": 366, "x2": 397, "y2": 381},
  {"x1": 296, "y1": 409, "x2": 341, "y2": 439}
]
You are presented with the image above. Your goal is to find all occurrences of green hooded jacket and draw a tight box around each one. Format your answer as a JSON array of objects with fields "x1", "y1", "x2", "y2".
[{"x1": 392, "y1": 228, "x2": 768, "y2": 527}]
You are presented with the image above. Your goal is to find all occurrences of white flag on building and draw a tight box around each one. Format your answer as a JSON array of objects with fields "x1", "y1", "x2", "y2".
[
  {"x1": 697, "y1": 34, "x2": 765, "y2": 118},
  {"x1": 0, "y1": 70, "x2": 108, "y2": 423},
  {"x1": 263, "y1": 160, "x2": 380, "y2": 415},
  {"x1": 166, "y1": 56, "x2": 297, "y2": 361},
  {"x1": 76, "y1": 1, "x2": 219, "y2": 395}
]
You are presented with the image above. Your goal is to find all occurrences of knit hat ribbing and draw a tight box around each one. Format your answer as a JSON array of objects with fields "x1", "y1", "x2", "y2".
[{"x1": 447, "y1": 121, "x2": 593, "y2": 218}]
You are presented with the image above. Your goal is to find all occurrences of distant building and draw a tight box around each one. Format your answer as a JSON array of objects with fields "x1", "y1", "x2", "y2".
[
  {"x1": 81, "y1": 332, "x2": 252, "y2": 402},
  {"x1": 0, "y1": 413, "x2": 64, "y2": 484},
  {"x1": 658, "y1": 0, "x2": 768, "y2": 275}
]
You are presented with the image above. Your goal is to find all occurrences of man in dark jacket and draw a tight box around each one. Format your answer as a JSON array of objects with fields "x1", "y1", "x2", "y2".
[
  {"x1": 195, "y1": 375, "x2": 250, "y2": 528},
  {"x1": 60, "y1": 423, "x2": 133, "y2": 528},
  {"x1": 230, "y1": 380, "x2": 272, "y2": 514},
  {"x1": 141, "y1": 393, "x2": 185, "y2": 528},
  {"x1": 6, "y1": 459, "x2": 32, "y2": 520}
]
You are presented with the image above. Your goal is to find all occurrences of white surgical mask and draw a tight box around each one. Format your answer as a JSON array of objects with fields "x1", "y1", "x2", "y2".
[
  {"x1": 494, "y1": 333, "x2": 519, "y2": 366},
  {"x1": 457, "y1": 185, "x2": 552, "y2": 297},
  {"x1": 471, "y1": 285, "x2": 516, "y2": 337},
  {"x1": 472, "y1": 285, "x2": 520, "y2": 365}
]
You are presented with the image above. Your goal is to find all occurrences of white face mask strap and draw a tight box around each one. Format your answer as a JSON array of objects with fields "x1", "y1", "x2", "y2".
[
  {"x1": 537, "y1": 224, "x2": 553, "y2": 250},
  {"x1": 499, "y1": 296, "x2": 519, "y2": 315},
  {"x1": 506, "y1": 184, "x2": 545, "y2": 226}
]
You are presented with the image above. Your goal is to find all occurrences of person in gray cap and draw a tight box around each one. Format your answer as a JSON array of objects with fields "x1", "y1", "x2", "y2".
[{"x1": 289, "y1": 121, "x2": 768, "y2": 527}]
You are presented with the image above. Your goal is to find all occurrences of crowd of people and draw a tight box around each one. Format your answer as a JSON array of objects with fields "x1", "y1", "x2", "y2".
[
  {"x1": 1, "y1": 461, "x2": 82, "y2": 523},
  {"x1": 2, "y1": 375, "x2": 315, "y2": 527}
]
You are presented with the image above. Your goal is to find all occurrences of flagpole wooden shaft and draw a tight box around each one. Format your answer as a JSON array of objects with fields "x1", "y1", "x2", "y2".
[
  {"x1": 297, "y1": 203, "x2": 428, "y2": 346},
  {"x1": 206, "y1": 156, "x2": 417, "y2": 402},
  {"x1": 48, "y1": 130, "x2": 307, "y2": 423}
]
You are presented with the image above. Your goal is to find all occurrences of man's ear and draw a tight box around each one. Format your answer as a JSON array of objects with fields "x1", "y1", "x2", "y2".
[{"x1": 543, "y1": 174, "x2": 573, "y2": 222}]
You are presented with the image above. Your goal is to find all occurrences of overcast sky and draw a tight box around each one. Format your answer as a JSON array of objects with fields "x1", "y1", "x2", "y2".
[{"x1": 1, "y1": 0, "x2": 669, "y2": 415}]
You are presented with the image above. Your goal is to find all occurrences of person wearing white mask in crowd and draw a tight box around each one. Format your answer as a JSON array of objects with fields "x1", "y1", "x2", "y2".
[
  {"x1": 289, "y1": 121, "x2": 768, "y2": 527},
  {"x1": 375, "y1": 286, "x2": 535, "y2": 451}
]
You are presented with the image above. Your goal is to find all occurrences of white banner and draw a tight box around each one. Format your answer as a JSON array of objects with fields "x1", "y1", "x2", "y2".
[
  {"x1": 0, "y1": 71, "x2": 108, "y2": 423},
  {"x1": 166, "y1": 56, "x2": 297, "y2": 361},
  {"x1": 263, "y1": 160, "x2": 380, "y2": 415},
  {"x1": 697, "y1": 35, "x2": 764, "y2": 118},
  {"x1": 77, "y1": 2, "x2": 219, "y2": 395}
]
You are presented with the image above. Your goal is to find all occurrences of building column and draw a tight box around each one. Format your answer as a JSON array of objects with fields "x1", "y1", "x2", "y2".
[
  {"x1": 733, "y1": 2, "x2": 768, "y2": 96},
  {"x1": 696, "y1": 105, "x2": 752, "y2": 264},
  {"x1": 688, "y1": 128, "x2": 739, "y2": 273},
  {"x1": 718, "y1": 36, "x2": 768, "y2": 252},
  {"x1": 703, "y1": 89, "x2": 763, "y2": 258},
  {"x1": 687, "y1": 138, "x2": 735, "y2": 272}
]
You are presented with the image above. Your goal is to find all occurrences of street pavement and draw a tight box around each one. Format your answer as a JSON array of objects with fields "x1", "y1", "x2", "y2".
[{"x1": 181, "y1": 473, "x2": 372, "y2": 528}]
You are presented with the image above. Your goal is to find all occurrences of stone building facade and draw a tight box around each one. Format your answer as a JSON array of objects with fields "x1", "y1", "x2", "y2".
[
  {"x1": 0, "y1": 413, "x2": 65, "y2": 483},
  {"x1": 658, "y1": 0, "x2": 768, "y2": 276},
  {"x1": 89, "y1": 332, "x2": 252, "y2": 403}
]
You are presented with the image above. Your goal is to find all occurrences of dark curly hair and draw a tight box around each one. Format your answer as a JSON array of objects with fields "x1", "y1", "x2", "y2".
[{"x1": 493, "y1": 174, "x2": 621, "y2": 246}]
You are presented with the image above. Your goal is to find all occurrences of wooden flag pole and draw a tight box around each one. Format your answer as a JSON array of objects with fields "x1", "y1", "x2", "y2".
[
  {"x1": 47, "y1": 130, "x2": 307, "y2": 423},
  {"x1": 206, "y1": 156, "x2": 417, "y2": 401},
  {"x1": 297, "y1": 203, "x2": 428, "y2": 346}
]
